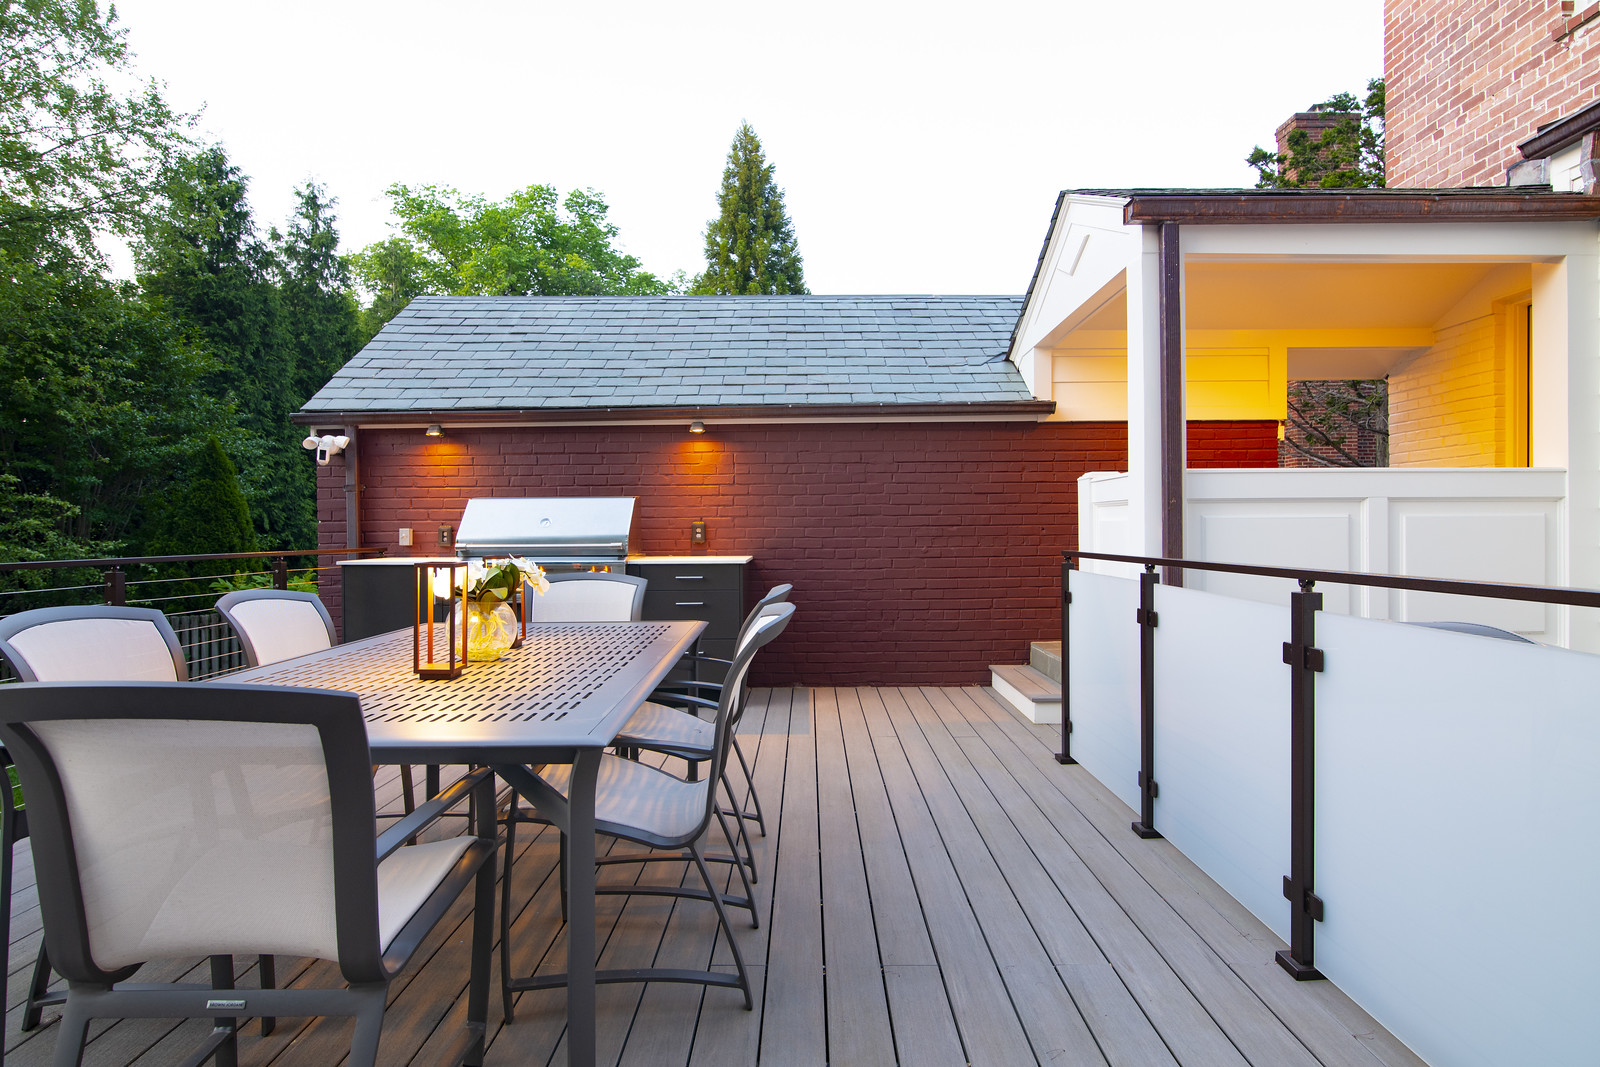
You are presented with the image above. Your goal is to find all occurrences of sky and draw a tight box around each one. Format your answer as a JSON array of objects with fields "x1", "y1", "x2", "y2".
[{"x1": 108, "y1": 0, "x2": 1385, "y2": 296}]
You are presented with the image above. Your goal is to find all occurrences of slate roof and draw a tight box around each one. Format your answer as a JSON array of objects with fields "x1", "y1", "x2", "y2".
[{"x1": 301, "y1": 295, "x2": 1033, "y2": 416}]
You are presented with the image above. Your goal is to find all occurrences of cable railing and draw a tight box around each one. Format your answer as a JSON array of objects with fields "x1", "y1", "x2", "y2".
[{"x1": 0, "y1": 546, "x2": 385, "y2": 681}]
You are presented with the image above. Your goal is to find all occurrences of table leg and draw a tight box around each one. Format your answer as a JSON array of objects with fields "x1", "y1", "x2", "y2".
[{"x1": 564, "y1": 751, "x2": 599, "y2": 1067}]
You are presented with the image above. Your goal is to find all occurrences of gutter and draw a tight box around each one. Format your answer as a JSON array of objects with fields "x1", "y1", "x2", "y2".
[
  {"x1": 1122, "y1": 191, "x2": 1600, "y2": 224},
  {"x1": 294, "y1": 399, "x2": 1058, "y2": 430}
]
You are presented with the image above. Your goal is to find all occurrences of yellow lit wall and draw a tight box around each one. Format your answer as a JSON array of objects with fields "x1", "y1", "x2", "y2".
[
  {"x1": 1388, "y1": 274, "x2": 1530, "y2": 468},
  {"x1": 1051, "y1": 333, "x2": 1288, "y2": 421}
]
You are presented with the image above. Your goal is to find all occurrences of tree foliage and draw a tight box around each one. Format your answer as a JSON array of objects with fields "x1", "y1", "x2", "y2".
[
  {"x1": 692, "y1": 123, "x2": 806, "y2": 295},
  {"x1": 0, "y1": 0, "x2": 189, "y2": 257},
  {"x1": 1283, "y1": 379, "x2": 1389, "y2": 467},
  {"x1": 274, "y1": 182, "x2": 361, "y2": 401},
  {"x1": 136, "y1": 146, "x2": 311, "y2": 550},
  {"x1": 1248, "y1": 79, "x2": 1385, "y2": 189},
  {"x1": 349, "y1": 183, "x2": 676, "y2": 339}
]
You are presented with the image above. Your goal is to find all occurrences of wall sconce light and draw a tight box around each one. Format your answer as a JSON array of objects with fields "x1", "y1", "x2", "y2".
[
  {"x1": 425, "y1": 424, "x2": 444, "y2": 437},
  {"x1": 689, "y1": 420, "x2": 706, "y2": 434},
  {"x1": 301, "y1": 433, "x2": 350, "y2": 465}
]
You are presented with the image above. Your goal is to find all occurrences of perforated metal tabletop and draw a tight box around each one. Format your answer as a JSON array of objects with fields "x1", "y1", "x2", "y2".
[{"x1": 229, "y1": 620, "x2": 704, "y2": 763}]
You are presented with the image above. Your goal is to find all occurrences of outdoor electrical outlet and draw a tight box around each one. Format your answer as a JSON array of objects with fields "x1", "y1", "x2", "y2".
[
  {"x1": 690, "y1": 520, "x2": 707, "y2": 545},
  {"x1": 437, "y1": 525, "x2": 453, "y2": 547},
  {"x1": 398, "y1": 528, "x2": 413, "y2": 546}
]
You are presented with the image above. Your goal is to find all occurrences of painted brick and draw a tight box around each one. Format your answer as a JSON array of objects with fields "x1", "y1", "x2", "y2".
[{"x1": 313, "y1": 420, "x2": 1271, "y2": 685}]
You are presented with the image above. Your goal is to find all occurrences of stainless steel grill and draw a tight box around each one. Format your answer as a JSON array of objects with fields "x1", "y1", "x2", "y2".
[{"x1": 453, "y1": 497, "x2": 637, "y2": 571}]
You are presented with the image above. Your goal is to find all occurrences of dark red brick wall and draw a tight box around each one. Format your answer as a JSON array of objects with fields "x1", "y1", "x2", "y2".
[
  {"x1": 1386, "y1": 0, "x2": 1600, "y2": 187},
  {"x1": 1186, "y1": 421, "x2": 1280, "y2": 468},
  {"x1": 314, "y1": 418, "x2": 1277, "y2": 684},
  {"x1": 317, "y1": 421, "x2": 1127, "y2": 685}
]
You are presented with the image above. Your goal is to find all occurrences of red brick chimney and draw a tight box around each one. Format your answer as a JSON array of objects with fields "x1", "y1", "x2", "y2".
[{"x1": 1275, "y1": 108, "x2": 1358, "y2": 184}]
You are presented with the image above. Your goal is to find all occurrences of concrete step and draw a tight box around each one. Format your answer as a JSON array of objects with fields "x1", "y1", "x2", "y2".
[
  {"x1": 989, "y1": 662, "x2": 1061, "y2": 725},
  {"x1": 1030, "y1": 640, "x2": 1061, "y2": 684}
]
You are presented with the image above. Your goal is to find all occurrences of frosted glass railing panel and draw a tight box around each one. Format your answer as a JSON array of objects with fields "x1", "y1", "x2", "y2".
[
  {"x1": 1065, "y1": 569, "x2": 1141, "y2": 813},
  {"x1": 1316, "y1": 614, "x2": 1600, "y2": 1067},
  {"x1": 1151, "y1": 584, "x2": 1290, "y2": 940}
]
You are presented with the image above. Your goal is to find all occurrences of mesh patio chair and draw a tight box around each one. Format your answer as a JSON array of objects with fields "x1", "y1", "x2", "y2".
[
  {"x1": 0, "y1": 605, "x2": 191, "y2": 1048},
  {"x1": 525, "y1": 571, "x2": 647, "y2": 622},
  {"x1": 0, "y1": 680, "x2": 495, "y2": 1067},
  {"x1": 499, "y1": 602, "x2": 795, "y2": 1021},
  {"x1": 217, "y1": 589, "x2": 424, "y2": 817},
  {"x1": 613, "y1": 587, "x2": 794, "y2": 880}
]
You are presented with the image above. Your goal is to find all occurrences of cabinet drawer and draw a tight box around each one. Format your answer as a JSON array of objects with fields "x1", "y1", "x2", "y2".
[
  {"x1": 631, "y1": 564, "x2": 742, "y2": 593},
  {"x1": 641, "y1": 588, "x2": 744, "y2": 638}
]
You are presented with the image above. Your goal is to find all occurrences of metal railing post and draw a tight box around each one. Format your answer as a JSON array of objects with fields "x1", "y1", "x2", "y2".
[
  {"x1": 104, "y1": 567, "x2": 125, "y2": 606},
  {"x1": 1133, "y1": 565, "x2": 1162, "y2": 838},
  {"x1": 1278, "y1": 579, "x2": 1326, "y2": 980},
  {"x1": 1056, "y1": 558, "x2": 1076, "y2": 764},
  {"x1": 271, "y1": 558, "x2": 288, "y2": 590}
]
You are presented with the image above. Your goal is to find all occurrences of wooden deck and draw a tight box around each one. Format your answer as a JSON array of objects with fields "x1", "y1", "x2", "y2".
[{"x1": 3, "y1": 687, "x2": 1427, "y2": 1066}]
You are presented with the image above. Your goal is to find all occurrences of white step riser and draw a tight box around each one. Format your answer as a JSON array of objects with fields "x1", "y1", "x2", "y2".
[{"x1": 990, "y1": 670, "x2": 1062, "y2": 725}]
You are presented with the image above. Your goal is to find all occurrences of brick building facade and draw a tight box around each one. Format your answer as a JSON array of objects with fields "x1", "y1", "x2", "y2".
[
  {"x1": 1386, "y1": 0, "x2": 1600, "y2": 186},
  {"x1": 315, "y1": 419, "x2": 1276, "y2": 685}
]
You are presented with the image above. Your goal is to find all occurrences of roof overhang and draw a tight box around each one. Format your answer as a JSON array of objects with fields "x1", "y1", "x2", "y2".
[
  {"x1": 294, "y1": 400, "x2": 1057, "y2": 430},
  {"x1": 1517, "y1": 97, "x2": 1600, "y2": 161},
  {"x1": 1119, "y1": 190, "x2": 1600, "y2": 224}
]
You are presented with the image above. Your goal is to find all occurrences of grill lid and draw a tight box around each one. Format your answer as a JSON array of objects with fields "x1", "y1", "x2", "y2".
[{"x1": 454, "y1": 497, "x2": 636, "y2": 559}]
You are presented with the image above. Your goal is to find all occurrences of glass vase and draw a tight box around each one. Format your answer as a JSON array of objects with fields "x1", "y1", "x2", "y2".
[{"x1": 459, "y1": 598, "x2": 518, "y2": 661}]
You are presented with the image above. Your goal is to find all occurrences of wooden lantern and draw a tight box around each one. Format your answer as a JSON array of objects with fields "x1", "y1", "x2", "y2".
[{"x1": 414, "y1": 560, "x2": 467, "y2": 679}]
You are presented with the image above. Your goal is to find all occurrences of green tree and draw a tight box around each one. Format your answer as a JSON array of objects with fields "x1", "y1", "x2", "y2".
[
  {"x1": 0, "y1": 251, "x2": 232, "y2": 552},
  {"x1": 141, "y1": 436, "x2": 256, "y2": 555},
  {"x1": 692, "y1": 122, "x2": 806, "y2": 296},
  {"x1": 1247, "y1": 79, "x2": 1385, "y2": 189},
  {"x1": 350, "y1": 183, "x2": 676, "y2": 337},
  {"x1": 137, "y1": 146, "x2": 311, "y2": 549},
  {"x1": 275, "y1": 182, "x2": 361, "y2": 400},
  {"x1": 0, "y1": 0, "x2": 190, "y2": 258}
]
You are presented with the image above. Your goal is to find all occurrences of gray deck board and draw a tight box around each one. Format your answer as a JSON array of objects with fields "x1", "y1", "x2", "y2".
[{"x1": 0, "y1": 687, "x2": 1422, "y2": 1067}]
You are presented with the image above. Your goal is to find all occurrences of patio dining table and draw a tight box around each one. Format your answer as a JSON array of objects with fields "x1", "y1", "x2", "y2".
[{"x1": 229, "y1": 618, "x2": 705, "y2": 1067}]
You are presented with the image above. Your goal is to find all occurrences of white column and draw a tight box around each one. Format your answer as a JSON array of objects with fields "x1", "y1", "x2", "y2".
[
  {"x1": 1537, "y1": 251, "x2": 1600, "y2": 651},
  {"x1": 1124, "y1": 225, "x2": 1164, "y2": 558}
]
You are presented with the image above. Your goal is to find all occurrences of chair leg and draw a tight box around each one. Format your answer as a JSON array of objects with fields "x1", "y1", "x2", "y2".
[
  {"x1": 22, "y1": 943, "x2": 53, "y2": 1030},
  {"x1": 207, "y1": 955, "x2": 239, "y2": 1067},
  {"x1": 50, "y1": 992, "x2": 91, "y2": 1067},
  {"x1": 690, "y1": 845, "x2": 752, "y2": 1010},
  {"x1": 499, "y1": 808, "x2": 518, "y2": 1023},
  {"x1": 719, "y1": 771, "x2": 758, "y2": 885},
  {"x1": 712, "y1": 807, "x2": 759, "y2": 929},
  {"x1": 257, "y1": 954, "x2": 276, "y2": 1036},
  {"x1": 730, "y1": 736, "x2": 767, "y2": 836},
  {"x1": 399, "y1": 765, "x2": 416, "y2": 815},
  {"x1": 346, "y1": 985, "x2": 389, "y2": 1067}
]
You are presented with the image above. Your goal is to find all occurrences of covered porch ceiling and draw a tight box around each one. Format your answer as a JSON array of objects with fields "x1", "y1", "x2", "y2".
[{"x1": 1064, "y1": 258, "x2": 1528, "y2": 379}]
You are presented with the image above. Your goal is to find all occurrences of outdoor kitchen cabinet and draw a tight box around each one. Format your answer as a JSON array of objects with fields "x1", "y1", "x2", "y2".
[{"x1": 627, "y1": 556, "x2": 749, "y2": 683}]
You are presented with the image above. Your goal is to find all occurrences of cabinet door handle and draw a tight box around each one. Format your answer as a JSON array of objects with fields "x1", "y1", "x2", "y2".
[
  {"x1": 675, "y1": 601, "x2": 706, "y2": 607},
  {"x1": 674, "y1": 575, "x2": 706, "y2": 581}
]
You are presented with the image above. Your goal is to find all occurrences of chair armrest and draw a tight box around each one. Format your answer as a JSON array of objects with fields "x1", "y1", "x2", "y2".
[
  {"x1": 376, "y1": 766, "x2": 495, "y2": 862},
  {"x1": 646, "y1": 690, "x2": 718, "y2": 713}
]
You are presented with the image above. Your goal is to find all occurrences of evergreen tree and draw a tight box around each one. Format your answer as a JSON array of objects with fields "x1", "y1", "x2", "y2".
[
  {"x1": 137, "y1": 147, "x2": 311, "y2": 549},
  {"x1": 141, "y1": 436, "x2": 256, "y2": 555},
  {"x1": 1247, "y1": 79, "x2": 1386, "y2": 189},
  {"x1": 692, "y1": 123, "x2": 806, "y2": 295},
  {"x1": 275, "y1": 182, "x2": 361, "y2": 400}
]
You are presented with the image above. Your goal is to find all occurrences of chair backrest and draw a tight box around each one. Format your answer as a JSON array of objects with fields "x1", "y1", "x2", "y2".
[
  {"x1": 216, "y1": 589, "x2": 337, "y2": 667},
  {"x1": 742, "y1": 584, "x2": 792, "y2": 634},
  {"x1": 708, "y1": 602, "x2": 794, "y2": 788},
  {"x1": 527, "y1": 572, "x2": 647, "y2": 622},
  {"x1": 0, "y1": 606, "x2": 187, "y2": 683},
  {"x1": 0, "y1": 681, "x2": 391, "y2": 985}
]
